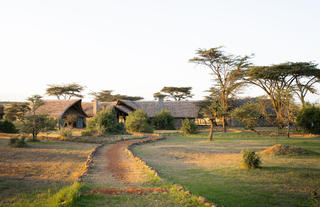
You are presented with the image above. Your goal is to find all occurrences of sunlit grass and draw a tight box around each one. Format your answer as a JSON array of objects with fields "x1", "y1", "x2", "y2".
[{"x1": 132, "y1": 130, "x2": 320, "y2": 207}]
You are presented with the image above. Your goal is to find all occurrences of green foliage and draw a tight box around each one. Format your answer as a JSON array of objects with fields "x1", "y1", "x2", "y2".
[
  {"x1": 20, "y1": 115, "x2": 52, "y2": 141},
  {"x1": 9, "y1": 136, "x2": 27, "y2": 148},
  {"x1": 59, "y1": 127, "x2": 73, "y2": 139},
  {"x1": 27, "y1": 94, "x2": 44, "y2": 114},
  {"x1": 241, "y1": 150, "x2": 261, "y2": 169},
  {"x1": 231, "y1": 102, "x2": 261, "y2": 132},
  {"x1": 125, "y1": 109, "x2": 153, "y2": 133},
  {"x1": 180, "y1": 119, "x2": 198, "y2": 135},
  {"x1": 4, "y1": 102, "x2": 30, "y2": 122},
  {"x1": 152, "y1": 110, "x2": 175, "y2": 130},
  {"x1": 90, "y1": 90, "x2": 143, "y2": 101},
  {"x1": 87, "y1": 108, "x2": 125, "y2": 134},
  {"x1": 46, "y1": 83, "x2": 84, "y2": 100},
  {"x1": 0, "y1": 120, "x2": 17, "y2": 133},
  {"x1": 296, "y1": 106, "x2": 320, "y2": 134},
  {"x1": 159, "y1": 86, "x2": 193, "y2": 101}
]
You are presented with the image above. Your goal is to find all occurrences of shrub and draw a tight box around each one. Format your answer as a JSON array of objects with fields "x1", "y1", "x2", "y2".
[
  {"x1": 152, "y1": 110, "x2": 175, "y2": 130},
  {"x1": 125, "y1": 109, "x2": 153, "y2": 133},
  {"x1": 0, "y1": 120, "x2": 17, "y2": 133},
  {"x1": 9, "y1": 136, "x2": 27, "y2": 148},
  {"x1": 241, "y1": 150, "x2": 261, "y2": 169},
  {"x1": 296, "y1": 106, "x2": 320, "y2": 134},
  {"x1": 59, "y1": 127, "x2": 73, "y2": 139},
  {"x1": 180, "y1": 119, "x2": 198, "y2": 135},
  {"x1": 87, "y1": 108, "x2": 125, "y2": 135}
]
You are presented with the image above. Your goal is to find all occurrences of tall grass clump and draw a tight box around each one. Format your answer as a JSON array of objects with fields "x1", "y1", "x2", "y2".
[
  {"x1": 241, "y1": 150, "x2": 261, "y2": 169},
  {"x1": 180, "y1": 119, "x2": 198, "y2": 135}
]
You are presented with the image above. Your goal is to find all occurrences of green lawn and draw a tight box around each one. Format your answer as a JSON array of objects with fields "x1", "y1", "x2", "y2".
[{"x1": 131, "y1": 131, "x2": 320, "y2": 207}]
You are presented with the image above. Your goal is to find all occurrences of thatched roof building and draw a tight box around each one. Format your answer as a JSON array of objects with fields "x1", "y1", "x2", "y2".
[
  {"x1": 34, "y1": 99, "x2": 88, "y2": 128},
  {"x1": 115, "y1": 100, "x2": 199, "y2": 118},
  {"x1": 82, "y1": 99, "x2": 200, "y2": 128}
]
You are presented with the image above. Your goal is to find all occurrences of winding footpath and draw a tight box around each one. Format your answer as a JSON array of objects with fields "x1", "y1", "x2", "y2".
[{"x1": 82, "y1": 135, "x2": 164, "y2": 194}]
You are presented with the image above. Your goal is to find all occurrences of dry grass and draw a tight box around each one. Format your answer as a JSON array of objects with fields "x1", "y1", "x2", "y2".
[{"x1": 0, "y1": 139, "x2": 98, "y2": 206}]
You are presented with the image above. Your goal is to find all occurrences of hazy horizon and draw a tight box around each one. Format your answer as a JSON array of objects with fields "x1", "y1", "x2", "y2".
[{"x1": 1, "y1": 0, "x2": 320, "y2": 103}]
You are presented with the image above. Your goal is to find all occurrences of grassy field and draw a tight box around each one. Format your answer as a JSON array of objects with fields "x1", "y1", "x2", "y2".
[
  {"x1": 132, "y1": 131, "x2": 320, "y2": 207},
  {"x1": 0, "y1": 135, "x2": 209, "y2": 207},
  {"x1": 0, "y1": 138, "x2": 98, "y2": 206}
]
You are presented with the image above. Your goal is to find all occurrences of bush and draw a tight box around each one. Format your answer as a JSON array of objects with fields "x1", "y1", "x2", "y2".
[
  {"x1": 9, "y1": 136, "x2": 27, "y2": 148},
  {"x1": 125, "y1": 109, "x2": 153, "y2": 133},
  {"x1": 296, "y1": 106, "x2": 320, "y2": 134},
  {"x1": 0, "y1": 120, "x2": 17, "y2": 133},
  {"x1": 87, "y1": 108, "x2": 125, "y2": 135},
  {"x1": 59, "y1": 127, "x2": 73, "y2": 139},
  {"x1": 241, "y1": 150, "x2": 261, "y2": 169},
  {"x1": 152, "y1": 110, "x2": 175, "y2": 130},
  {"x1": 180, "y1": 119, "x2": 198, "y2": 135},
  {"x1": 231, "y1": 102, "x2": 261, "y2": 133}
]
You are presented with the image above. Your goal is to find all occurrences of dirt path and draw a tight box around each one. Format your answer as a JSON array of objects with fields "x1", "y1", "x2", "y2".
[{"x1": 83, "y1": 135, "x2": 161, "y2": 187}]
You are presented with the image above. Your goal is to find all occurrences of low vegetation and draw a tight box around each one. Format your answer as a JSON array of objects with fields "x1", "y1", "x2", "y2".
[
  {"x1": 59, "y1": 127, "x2": 73, "y2": 139},
  {"x1": 180, "y1": 119, "x2": 197, "y2": 135},
  {"x1": 125, "y1": 109, "x2": 153, "y2": 133},
  {"x1": 296, "y1": 106, "x2": 320, "y2": 134},
  {"x1": 0, "y1": 120, "x2": 17, "y2": 133},
  {"x1": 152, "y1": 110, "x2": 175, "y2": 130},
  {"x1": 241, "y1": 150, "x2": 261, "y2": 169},
  {"x1": 87, "y1": 108, "x2": 125, "y2": 135}
]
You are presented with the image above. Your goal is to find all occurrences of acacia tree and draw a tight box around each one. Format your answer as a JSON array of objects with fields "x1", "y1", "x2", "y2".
[
  {"x1": 159, "y1": 87, "x2": 193, "y2": 101},
  {"x1": 46, "y1": 83, "x2": 84, "y2": 100},
  {"x1": 90, "y1": 90, "x2": 143, "y2": 101},
  {"x1": 231, "y1": 102, "x2": 262, "y2": 134},
  {"x1": 190, "y1": 47, "x2": 251, "y2": 132},
  {"x1": 21, "y1": 95, "x2": 50, "y2": 141},
  {"x1": 246, "y1": 62, "x2": 317, "y2": 130},
  {"x1": 291, "y1": 62, "x2": 320, "y2": 107}
]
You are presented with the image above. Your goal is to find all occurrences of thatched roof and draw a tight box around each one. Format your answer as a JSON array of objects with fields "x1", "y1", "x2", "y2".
[
  {"x1": 117, "y1": 100, "x2": 200, "y2": 118},
  {"x1": 34, "y1": 99, "x2": 87, "y2": 118},
  {"x1": 82, "y1": 101, "x2": 117, "y2": 117}
]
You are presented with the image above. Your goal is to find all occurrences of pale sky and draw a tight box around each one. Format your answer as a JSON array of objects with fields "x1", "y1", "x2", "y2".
[{"x1": 1, "y1": 0, "x2": 320, "y2": 102}]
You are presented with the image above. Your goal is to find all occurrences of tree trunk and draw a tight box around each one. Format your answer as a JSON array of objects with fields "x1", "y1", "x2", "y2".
[
  {"x1": 287, "y1": 123, "x2": 290, "y2": 138},
  {"x1": 222, "y1": 116, "x2": 226, "y2": 133},
  {"x1": 209, "y1": 119, "x2": 214, "y2": 141}
]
